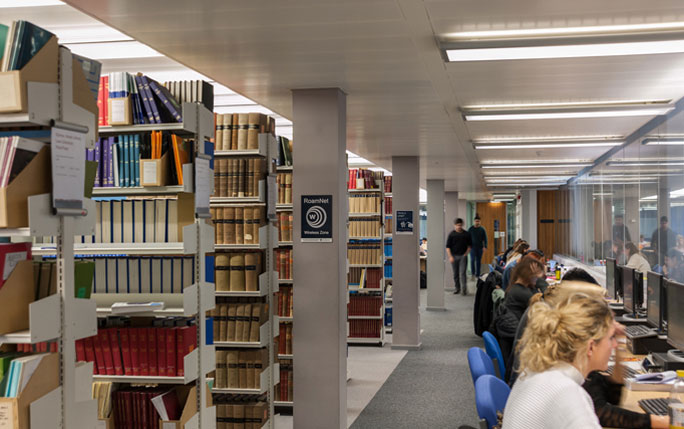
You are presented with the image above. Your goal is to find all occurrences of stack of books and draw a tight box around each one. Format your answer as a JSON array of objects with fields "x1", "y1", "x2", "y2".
[
  {"x1": 276, "y1": 325, "x2": 292, "y2": 355},
  {"x1": 277, "y1": 136, "x2": 293, "y2": 167},
  {"x1": 214, "y1": 349, "x2": 268, "y2": 389},
  {"x1": 277, "y1": 212, "x2": 293, "y2": 242},
  {"x1": 347, "y1": 243, "x2": 383, "y2": 265},
  {"x1": 213, "y1": 113, "x2": 274, "y2": 151},
  {"x1": 216, "y1": 403, "x2": 268, "y2": 428},
  {"x1": 348, "y1": 169, "x2": 382, "y2": 190},
  {"x1": 348, "y1": 320, "x2": 382, "y2": 339},
  {"x1": 349, "y1": 194, "x2": 382, "y2": 213},
  {"x1": 89, "y1": 256, "x2": 194, "y2": 294},
  {"x1": 277, "y1": 172, "x2": 292, "y2": 204},
  {"x1": 349, "y1": 295, "x2": 382, "y2": 316},
  {"x1": 348, "y1": 267, "x2": 382, "y2": 289},
  {"x1": 276, "y1": 361, "x2": 293, "y2": 402},
  {"x1": 210, "y1": 207, "x2": 265, "y2": 245},
  {"x1": 276, "y1": 286, "x2": 292, "y2": 317},
  {"x1": 214, "y1": 253, "x2": 262, "y2": 292},
  {"x1": 112, "y1": 387, "x2": 166, "y2": 428},
  {"x1": 349, "y1": 217, "x2": 382, "y2": 238},
  {"x1": 0, "y1": 21, "x2": 54, "y2": 72},
  {"x1": 210, "y1": 302, "x2": 269, "y2": 342},
  {"x1": 275, "y1": 249, "x2": 292, "y2": 280},
  {"x1": 213, "y1": 158, "x2": 265, "y2": 198},
  {"x1": 164, "y1": 80, "x2": 213, "y2": 111}
]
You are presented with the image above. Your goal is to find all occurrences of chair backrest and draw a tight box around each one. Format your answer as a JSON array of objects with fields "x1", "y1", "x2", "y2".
[
  {"x1": 467, "y1": 347, "x2": 496, "y2": 386},
  {"x1": 488, "y1": 264, "x2": 495, "y2": 274},
  {"x1": 482, "y1": 331, "x2": 506, "y2": 380},
  {"x1": 475, "y1": 374, "x2": 511, "y2": 429}
]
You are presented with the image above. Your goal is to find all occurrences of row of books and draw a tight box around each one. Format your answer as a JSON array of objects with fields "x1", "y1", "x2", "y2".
[
  {"x1": 347, "y1": 243, "x2": 383, "y2": 265},
  {"x1": 99, "y1": 73, "x2": 183, "y2": 126},
  {"x1": 89, "y1": 199, "x2": 188, "y2": 244},
  {"x1": 90, "y1": 133, "x2": 190, "y2": 188},
  {"x1": 210, "y1": 207, "x2": 265, "y2": 245},
  {"x1": 348, "y1": 320, "x2": 382, "y2": 339},
  {"x1": 384, "y1": 242, "x2": 393, "y2": 257},
  {"x1": 2, "y1": 353, "x2": 50, "y2": 398},
  {"x1": 385, "y1": 196, "x2": 393, "y2": 214},
  {"x1": 214, "y1": 253, "x2": 262, "y2": 293},
  {"x1": 214, "y1": 113, "x2": 275, "y2": 151},
  {"x1": 76, "y1": 324, "x2": 197, "y2": 377},
  {"x1": 277, "y1": 172, "x2": 293, "y2": 205},
  {"x1": 385, "y1": 215, "x2": 393, "y2": 233},
  {"x1": 384, "y1": 262, "x2": 393, "y2": 279},
  {"x1": 348, "y1": 267, "x2": 382, "y2": 289},
  {"x1": 0, "y1": 20, "x2": 53, "y2": 72},
  {"x1": 348, "y1": 169, "x2": 382, "y2": 190},
  {"x1": 277, "y1": 136, "x2": 293, "y2": 167},
  {"x1": 348, "y1": 218, "x2": 382, "y2": 238},
  {"x1": 276, "y1": 324, "x2": 292, "y2": 356},
  {"x1": 348, "y1": 296, "x2": 383, "y2": 316},
  {"x1": 348, "y1": 194, "x2": 382, "y2": 214},
  {"x1": 275, "y1": 249, "x2": 293, "y2": 281},
  {"x1": 32, "y1": 258, "x2": 94, "y2": 299},
  {"x1": 276, "y1": 362, "x2": 293, "y2": 402},
  {"x1": 210, "y1": 302, "x2": 269, "y2": 343},
  {"x1": 88, "y1": 256, "x2": 194, "y2": 294},
  {"x1": 276, "y1": 286, "x2": 292, "y2": 318},
  {"x1": 384, "y1": 176, "x2": 392, "y2": 193},
  {"x1": 111, "y1": 387, "x2": 173, "y2": 429},
  {"x1": 165, "y1": 80, "x2": 214, "y2": 111},
  {"x1": 214, "y1": 349, "x2": 268, "y2": 389},
  {"x1": 213, "y1": 158, "x2": 265, "y2": 198},
  {"x1": 276, "y1": 211, "x2": 293, "y2": 243},
  {"x1": 93, "y1": 382, "x2": 113, "y2": 420},
  {"x1": 16, "y1": 342, "x2": 58, "y2": 354},
  {"x1": 216, "y1": 403, "x2": 268, "y2": 428}
]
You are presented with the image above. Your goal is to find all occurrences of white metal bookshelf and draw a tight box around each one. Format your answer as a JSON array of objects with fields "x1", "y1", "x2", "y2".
[
  {"x1": 211, "y1": 134, "x2": 280, "y2": 427},
  {"x1": 384, "y1": 185, "x2": 393, "y2": 335}
]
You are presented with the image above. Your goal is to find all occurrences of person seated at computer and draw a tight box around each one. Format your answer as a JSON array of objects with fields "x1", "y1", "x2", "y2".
[
  {"x1": 625, "y1": 242, "x2": 651, "y2": 275},
  {"x1": 677, "y1": 234, "x2": 684, "y2": 255},
  {"x1": 505, "y1": 241, "x2": 529, "y2": 268},
  {"x1": 502, "y1": 294, "x2": 616, "y2": 429},
  {"x1": 663, "y1": 249, "x2": 684, "y2": 283}
]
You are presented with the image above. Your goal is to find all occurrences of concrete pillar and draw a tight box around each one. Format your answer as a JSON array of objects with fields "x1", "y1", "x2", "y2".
[
  {"x1": 426, "y1": 180, "x2": 445, "y2": 311},
  {"x1": 292, "y1": 88, "x2": 347, "y2": 429},
  {"x1": 444, "y1": 192, "x2": 459, "y2": 291},
  {"x1": 391, "y1": 156, "x2": 421, "y2": 350},
  {"x1": 520, "y1": 190, "x2": 537, "y2": 249}
]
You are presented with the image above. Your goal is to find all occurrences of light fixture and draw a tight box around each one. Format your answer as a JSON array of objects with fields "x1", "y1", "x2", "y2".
[
  {"x1": 492, "y1": 193, "x2": 516, "y2": 198},
  {"x1": 593, "y1": 193, "x2": 613, "y2": 197},
  {"x1": 606, "y1": 161, "x2": 684, "y2": 167},
  {"x1": 485, "y1": 177, "x2": 571, "y2": 183},
  {"x1": 64, "y1": 41, "x2": 163, "y2": 60},
  {"x1": 487, "y1": 184, "x2": 561, "y2": 188},
  {"x1": 0, "y1": 0, "x2": 63, "y2": 6},
  {"x1": 475, "y1": 142, "x2": 620, "y2": 149},
  {"x1": 481, "y1": 162, "x2": 592, "y2": 169},
  {"x1": 462, "y1": 104, "x2": 674, "y2": 121},
  {"x1": 44, "y1": 25, "x2": 132, "y2": 44},
  {"x1": 642, "y1": 137, "x2": 684, "y2": 145}
]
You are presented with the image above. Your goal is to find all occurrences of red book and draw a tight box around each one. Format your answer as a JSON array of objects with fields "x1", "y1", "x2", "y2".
[
  {"x1": 109, "y1": 328, "x2": 124, "y2": 376},
  {"x1": 176, "y1": 325, "x2": 197, "y2": 377},
  {"x1": 75, "y1": 339, "x2": 86, "y2": 362},
  {"x1": 92, "y1": 333, "x2": 106, "y2": 375},
  {"x1": 50, "y1": 342, "x2": 58, "y2": 353},
  {"x1": 140, "y1": 391, "x2": 149, "y2": 429},
  {"x1": 139, "y1": 327, "x2": 149, "y2": 376},
  {"x1": 119, "y1": 328, "x2": 132, "y2": 375},
  {"x1": 103, "y1": 76, "x2": 109, "y2": 126},
  {"x1": 166, "y1": 327, "x2": 177, "y2": 376},
  {"x1": 97, "y1": 77, "x2": 104, "y2": 127},
  {"x1": 147, "y1": 328, "x2": 158, "y2": 376},
  {"x1": 84, "y1": 336, "x2": 97, "y2": 373},
  {"x1": 100, "y1": 329, "x2": 115, "y2": 376},
  {"x1": 130, "y1": 327, "x2": 140, "y2": 376},
  {"x1": 156, "y1": 327, "x2": 167, "y2": 377}
]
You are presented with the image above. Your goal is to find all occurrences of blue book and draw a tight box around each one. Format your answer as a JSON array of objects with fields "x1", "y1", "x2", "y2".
[
  {"x1": 102, "y1": 138, "x2": 108, "y2": 187},
  {"x1": 140, "y1": 76, "x2": 162, "y2": 124},
  {"x1": 4, "y1": 361, "x2": 15, "y2": 396},
  {"x1": 134, "y1": 135, "x2": 140, "y2": 187},
  {"x1": 134, "y1": 75, "x2": 155, "y2": 124},
  {"x1": 127, "y1": 135, "x2": 133, "y2": 187},
  {"x1": 93, "y1": 141, "x2": 100, "y2": 187},
  {"x1": 148, "y1": 78, "x2": 182, "y2": 122}
]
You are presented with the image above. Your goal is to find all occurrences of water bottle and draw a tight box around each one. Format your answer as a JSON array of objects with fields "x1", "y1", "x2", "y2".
[
  {"x1": 555, "y1": 265, "x2": 561, "y2": 281},
  {"x1": 669, "y1": 370, "x2": 684, "y2": 428}
]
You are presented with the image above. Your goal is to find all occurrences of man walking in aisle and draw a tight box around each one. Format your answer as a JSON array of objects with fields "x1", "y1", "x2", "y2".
[
  {"x1": 446, "y1": 218, "x2": 471, "y2": 295},
  {"x1": 469, "y1": 214, "x2": 487, "y2": 278}
]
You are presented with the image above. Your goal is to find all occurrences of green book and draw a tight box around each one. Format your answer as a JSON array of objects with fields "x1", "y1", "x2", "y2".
[
  {"x1": 0, "y1": 24, "x2": 8, "y2": 64},
  {"x1": 74, "y1": 260, "x2": 95, "y2": 299}
]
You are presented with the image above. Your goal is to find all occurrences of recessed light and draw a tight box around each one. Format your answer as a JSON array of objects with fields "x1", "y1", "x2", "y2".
[
  {"x1": 642, "y1": 137, "x2": 684, "y2": 145},
  {"x1": 463, "y1": 105, "x2": 674, "y2": 121},
  {"x1": 481, "y1": 163, "x2": 592, "y2": 169},
  {"x1": 64, "y1": 41, "x2": 163, "y2": 60},
  {"x1": 475, "y1": 142, "x2": 620, "y2": 149}
]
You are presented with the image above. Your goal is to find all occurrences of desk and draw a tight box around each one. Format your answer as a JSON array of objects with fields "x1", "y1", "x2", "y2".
[{"x1": 618, "y1": 351, "x2": 668, "y2": 412}]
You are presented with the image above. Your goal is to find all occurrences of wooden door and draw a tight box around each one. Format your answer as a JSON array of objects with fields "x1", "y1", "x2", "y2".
[
  {"x1": 475, "y1": 202, "x2": 507, "y2": 266},
  {"x1": 537, "y1": 190, "x2": 556, "y2": 258}
]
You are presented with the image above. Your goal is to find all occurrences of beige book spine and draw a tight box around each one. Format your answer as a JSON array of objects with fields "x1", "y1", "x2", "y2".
[
  {"x1": 226, "y1": 351, "x2": 239, "y2": 388},
  {"x1": 216, "y1": 208, "x2": 225, "y2": 244},
  {"x1": 215, "y1": 350, "x2": 227, "y2": 388},
  {"x1": 224, "y1": 207, "x2": 235, "y2": 244},
  {"x1": 219, "y1": 303, "x2": 228, "y2": 341},
  {"x1": 237, "y1": 113, "x2": 248, "y2": 150},
  {"x1": 285, "y1": 173, "x2": 292, "y2": 204},
  {"x1": 246, "y1": 158, "x2": 254, "y2": 197},
  {"x1": 230, "y1": 253, "x2": 245, "y2": 291},
  {"x1": 235, "y1": 207, "x2": 244, "y2": 244},
  {"x1": 252, "y1": 207, "x2": 262, "y2": 245},
  {"x1": 242, "y1": 303, "x2": 252, "y2": 343},
  {"x1": 231, "y1": 113, "x2": 239, "y2": 150},
  {"x1": 235, "y1": 303, "x2": 245, "y2": 342},
  {"x1": 215, "y1": 114, "x2": 224, "y2": 151},
  {"x1": 238, "y1": 351, "x2": 247, "y2": 388},
  {"x1": 237, "y1": 159, "x2": 245, "y2": 198},
  {"x1": 248, "y1": 303, "x2": 261, "y2": 342},
  {"x1": 218, "y1": 159, "x2": 228, "y2": 197},
  {"x1": 227, "y1": 304, "x2": 237, "y2": 341},
  {"x1": 247, "y1": 113, "x2": 261, "y2": 150},
  {"x1": 244, "y1": 252, "x2": 258, "y2": 292},
  {"x1": 222, "y1": 113, "x2": 232, "y2": 151},
  {"x1": 215, "y1": 254, "x2": 230, "y2": 291},
  {"x1": 254, "y1": 159, "x2": 262, "y2": 198},
  {"x1": 245, "y1": 350, "x2": 256, "y2": 389}
]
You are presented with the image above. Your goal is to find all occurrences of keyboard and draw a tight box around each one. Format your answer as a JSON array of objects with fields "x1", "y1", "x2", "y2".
[
  {"x1": 625, "y1": 324, "x2": 657, "y2": 339},
  {"x1": 605, "y1": 364, "x2": 641, "y2": 379},
  {"x1": 638, "y1": 397, "x2": 681, "y2": 416}
]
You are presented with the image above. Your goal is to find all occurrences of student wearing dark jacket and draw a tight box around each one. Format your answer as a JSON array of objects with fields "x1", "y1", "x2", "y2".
[{"x1": 468, "y1": 215, "x2": 488, "y2": 278}]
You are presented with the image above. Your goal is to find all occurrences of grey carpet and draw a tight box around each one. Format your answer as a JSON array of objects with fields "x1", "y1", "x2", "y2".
[{"x1": 350, "y1": 280, "x2": 483, "y2": 429}]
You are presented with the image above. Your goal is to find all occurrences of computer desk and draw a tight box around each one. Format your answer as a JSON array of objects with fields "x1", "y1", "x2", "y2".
[{"x1": 617, "y1": 350, "x2": 669, "y2": 412}]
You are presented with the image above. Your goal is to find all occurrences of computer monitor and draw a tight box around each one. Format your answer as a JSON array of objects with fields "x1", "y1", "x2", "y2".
[
  {"x1": 615, "y1": 264, "x2": 624, "y2": 300},
  {"x1": 622, "y1": 266, "x2": 635, "y2": 316},
  {"x1": 606, "y1": 258, "x2": 616, "y2": 299},
  {"x1": 666, "y1": 280, "x2": 684, "y2": 351},
  {"x1": 633, "y1": 270, "x2": 644, "y2": 311},
  {"x1": 647, "y1": 271, "x2": 664, "y2": 330}
]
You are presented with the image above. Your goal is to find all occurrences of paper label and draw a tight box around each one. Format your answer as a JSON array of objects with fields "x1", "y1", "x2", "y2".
[
  {"x1": 194, "y1": 157, "x2": 211, "y2": 215},
  {"x1": 0, "y1": 74, "x2": 18, "y2": 110},
  {"x1": 110, "y1": 98, "x2": 126, "y2": 123},
  {"x1": 143, "y1": 161, "x2": 157, "y2": 185},
  {"x1": 3, "y1": 251, "x2": 26, "y2": 280},
  {"x1": 51, "y1": 127, "x2": 85, "y2": 210},
  {"x1": 267, "y1": 175, "x2": 277, "y2": 220},
  {"x1": 0, "y1": 402, "x2": 14, "y2": 429}
]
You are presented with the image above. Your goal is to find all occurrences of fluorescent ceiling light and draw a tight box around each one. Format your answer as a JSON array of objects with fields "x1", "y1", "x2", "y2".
[
  {"x1": 215, "y1": 106, "x2": 274, "y2": 115},
  {"x1": 492, "y1": 194, "x2": 516, "y2": 198},
  {"x1": 492, "y1": 199, "x2": 515, "y2": 202},
  {"x1": 607, "y1": 161, "x2": 684, "y2": 167},
  {"x1": 593, "y1": 193, "x2": 613, "y2": 196},
  {"x1": 445, "y1": 22, "x2": 684, "y2": 40},
  {"x1": 481, "y1": 163, "x2": 592, "y2": 169},
  {"x1": 46, "y1": 25, "x2": 132, "y2": 44},
  {"x1": 485, "y1": 177, "x2": 571, "y2": 183},
  {"x1": 475, "y1": 142, "x2": 620, "y2": 149},
  {"x1": 0, "y1": 0, "x2": 62, "y2": 6},
  {"x1": 420, "y1": 188, "x2": 427, "y2": 204},
  {"x1": 487, "y1": 184, "x2": 561, "y2": 188},
  {"x1": 463, "y1": 106, "x2": 673, "y2": 121},
  {"x1": 642, "y1": 137, "x2": 684, "y2": 145},
  {"x1": 64, "y1": 41, "x2": 163, "y2": 60}
]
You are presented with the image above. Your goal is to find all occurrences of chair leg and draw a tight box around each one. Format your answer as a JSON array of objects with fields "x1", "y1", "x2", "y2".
[
  {"x1": 492, "y1": 358, "x2": 502, "y2": 379},
  {"x1": 479, "y1": 418, "x2": 489, "y2": 429}
]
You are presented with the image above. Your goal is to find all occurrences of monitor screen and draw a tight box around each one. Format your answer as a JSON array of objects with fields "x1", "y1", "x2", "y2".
[
  {"x1": 647, "y1": 271, "x2": 663, "y2": 329},
  {"x1": 622, "y1": 266, "x2": 635, "y2": 315},
  {"x1": 667, "y1": 280, "x2": 684, "y2": 351},
  {"x1": 606, "y1": 258, "x2": 616, "y2": 299}
]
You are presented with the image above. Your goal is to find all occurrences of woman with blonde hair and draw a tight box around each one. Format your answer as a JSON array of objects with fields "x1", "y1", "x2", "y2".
[{"x1": 502, "y1": 294, "x2": 616, "y2": 428}]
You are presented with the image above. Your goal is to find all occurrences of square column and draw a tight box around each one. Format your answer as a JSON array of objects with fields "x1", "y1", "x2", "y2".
[
  {"x1": 292, "y1": 88, "x2": 347, "y2": 429},
  {"x1": 426, "y1": 180, "x2": 445, "y2": 311},
  {"x1": 391, "y1": 156, "x2": 421, "y2": 350}
]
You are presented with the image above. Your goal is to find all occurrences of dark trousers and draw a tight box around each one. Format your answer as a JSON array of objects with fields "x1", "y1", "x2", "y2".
[
  {"x1": 452, "y1": 254, "x2": 468, "y2": 294},
  {"x1": 470, "y1": 247, "x2": 483, "y2": 277}
]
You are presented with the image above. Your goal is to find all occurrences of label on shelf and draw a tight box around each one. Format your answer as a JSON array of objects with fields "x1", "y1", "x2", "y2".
[
  {"x1": 195, "y1": 157, "x2": 212, "y2": 217},
  {"x1": 51, "y1": 126, "x2": 85, "y2": 211}
]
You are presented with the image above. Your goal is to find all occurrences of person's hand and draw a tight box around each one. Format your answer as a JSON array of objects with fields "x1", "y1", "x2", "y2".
[
  {"x1": 650, "y1": 414, "x2": 669, "y2": 429},
  {"x1": 449, "y1": 255, "x2": 454, "y2": 263},
  {"x1": 614, "y1": 322, "x2": 626, "y2": 336}
]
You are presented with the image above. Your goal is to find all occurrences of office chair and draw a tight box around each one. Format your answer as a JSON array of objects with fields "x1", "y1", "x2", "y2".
[
  {"x1": 482, "y1": 331, "x2": 506, "y2": 380},
  {"x1": 467, "y1": 347, "x2": 496, "y2": 386},
  {"x1": 488, "y1": 264, "x2": 495, "y2": 274},
  {"x1": 475, "y1": 374, "x2": 511, "y2": 429}
]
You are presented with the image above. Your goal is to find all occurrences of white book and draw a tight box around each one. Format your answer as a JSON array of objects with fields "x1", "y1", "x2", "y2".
[
  {"x1": 151, "y1": 257, "x2": 162, "y2": 293},
  {"x1": 117, "y1": 257, "x2": 128, "y2": 293},
  {"x1": 106, "y1": 258, "x2": 117, "y2": 293},
  {"x1": 155, "y1": 199, "x2": 167, "y2": 243},
  {"x1": 128, "y1": 257, "x2": 140, "y2": 293},
  {"x1": 162, "y1": 258, "x2": 172, "y2": 294},
  {"x1": 94, "y1": 258, "x2": 106, "y2": 294},
  {"x1": 133, "y1": 200, "x2": 144, "y2": 243},
  {"x1": 140, "y1": 257, "x2": 151, "y2": 294},
  {"x1": 111, "y1": 302, "x2": 164, "y2": 315},
  {"x1": 172, "y1": 258, "x2": 182, "y2": 294},
  {"x1": 183, "y1": 257, "x2": 194, "y2": 289},
  {"x1": 111, "y1": 201, "x2": 122, "y2": 243},
  {"x1": 143, "y1": 200, "x2": 156, "y2": 243},
  {"x1": 101, "y1": 201, "x2": 112, "y2": 244},
  {"x1": 94, "y1": 201, "x2": 102, "y2": 243},
  {"x1": 122, "y1": 201, "x2": 133, "y2": 243},
  {"x1": 167, "y1": 199, "x2": 178, "y2": 242}
]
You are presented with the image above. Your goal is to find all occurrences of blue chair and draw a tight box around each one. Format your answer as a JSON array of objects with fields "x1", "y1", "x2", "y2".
[
  {"x1": 467, "y1": 347, "x2": 496, "y2": 386},
  {"x1": 475, "y1": 374, "x2": 511, "y2": 429},
  {"x1": 487, "y1": 264, "x2": 495, "y2": 274},
  {"x1": 483, "y1": 331, "x2": 506, "y2": 380}
]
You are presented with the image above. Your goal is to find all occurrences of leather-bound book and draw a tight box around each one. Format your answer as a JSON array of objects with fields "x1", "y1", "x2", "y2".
[
  {"x1": 215, "y1": 254, "x2": 230, "y2": 291},
  {"x1": 226, "y1": 350, "x2": 239, "y2": 388},
  {"x1": 231, "y1": 114, "x2": 239, "y2": 150},
  {"x1": 234, "y1": 207, "x2": 244, "y2": 244},
  {"x1": 227, "y1": 303, "x2": 237, "y2": 341},
  {"x1": 222, "y1": 113, "x2": 232, "y2": 152},
  {"x1": 247, "y1": 113, "x2": 261, "y2": 150},
  {"x1": 230, "y1": 253, "x2": 245, "y2": 291},
  {"x1": 237, "y1": 113, "x2": 248, "y2": 150}
]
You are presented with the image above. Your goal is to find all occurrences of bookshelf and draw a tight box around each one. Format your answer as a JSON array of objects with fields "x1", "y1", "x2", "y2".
[
  {"x1": 384, "y1": 177, "x2": 393, "y2": 335},
  {"x1": 347, "y1": 170, "x2": 386, "y2": 346},
  {"x1": 0, "y1": 45, "x2": 100, "y2": 428},
  {"x1": 209, "y1": 132, "x2": 280, "y2": 427}
]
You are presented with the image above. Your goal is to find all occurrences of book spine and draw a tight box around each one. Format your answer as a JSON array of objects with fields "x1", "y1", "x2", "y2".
[
  {"x1": 134, "y1": 135, "x2": 140, "y2": 187},
  {"x1": 147, "y1": 327, "x2": 158, "y2": 376},
  {"x1": 94, "y1": 139, "x2": 101, "y2": 187},
  {"x1": 167, "y1": 327, "x2": 177, "y2": 376},
  {"x1": 120, "y1": 327, "x2": 132, "y2": 375},
  {"x1": 157, "y1": 327, "x2": 167, "y2": 377},
  {"x1": 109, "y1": 328, "x2": 124, "y2": 376}
]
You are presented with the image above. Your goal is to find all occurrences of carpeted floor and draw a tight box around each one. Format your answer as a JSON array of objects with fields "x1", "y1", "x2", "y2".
[{"x1": 350, "y1": 280, "x2": 483, "y2": 429}]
